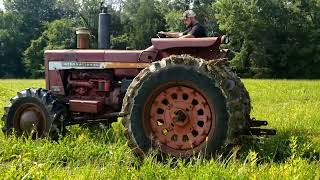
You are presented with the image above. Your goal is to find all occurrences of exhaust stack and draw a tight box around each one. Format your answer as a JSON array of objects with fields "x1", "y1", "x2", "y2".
[{"x1": 98, "y1": 5, "x2": 111, "y2": 49}]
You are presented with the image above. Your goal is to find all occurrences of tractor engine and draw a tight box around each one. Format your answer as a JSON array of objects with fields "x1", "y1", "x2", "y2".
[
  {"x1": 66, "y1": 70, "x2": 122, "y2": 113},
  {"x1": 68, "y1": 70, "x2": 112, "y2": 97}
]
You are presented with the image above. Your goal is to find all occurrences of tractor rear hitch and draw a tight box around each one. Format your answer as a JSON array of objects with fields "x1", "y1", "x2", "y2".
[
  {"x1": 248, "y1": 118, "x2": 268, "y2": 127},
  {"x1": 242, "y1": 118, "x2": 277, "y2": 136},
  {"x1": 243, "y1": 128, "x2": 277, "y2": 136}
]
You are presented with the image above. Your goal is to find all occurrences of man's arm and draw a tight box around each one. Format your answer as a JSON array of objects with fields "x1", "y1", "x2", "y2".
[
  {"x1": 180, "y1": 34, "x2": 195, "y2": 38},
  {"x1": 158, "y1": 31, "x2": 182, "y2": 38}
]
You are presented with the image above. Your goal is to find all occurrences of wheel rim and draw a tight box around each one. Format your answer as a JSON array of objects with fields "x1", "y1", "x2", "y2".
[
  {"x1": 13, "y1": 103, "x2": 46, "y2": 136},
  {"x1": 148, "y1": 85, "x2": 215, "y2": 152}
]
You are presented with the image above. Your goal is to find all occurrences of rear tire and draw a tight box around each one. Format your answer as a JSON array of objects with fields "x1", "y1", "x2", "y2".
[
  {"x1": 122, "y1": 55, "x2": 251, "y2": 157},
  {"x1": 1, "y1": 88, "x2": 67, "y2": 140}
]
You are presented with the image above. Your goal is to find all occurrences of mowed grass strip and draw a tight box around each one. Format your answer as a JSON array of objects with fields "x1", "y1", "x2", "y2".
[{"x1": 0, "y1": 79, "x2": 319, "y2": 179}]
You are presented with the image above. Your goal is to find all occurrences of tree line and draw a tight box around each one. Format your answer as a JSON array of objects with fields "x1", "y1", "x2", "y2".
[{"x1": 0, "y1": 0, "x2": 319, "y2": 78}]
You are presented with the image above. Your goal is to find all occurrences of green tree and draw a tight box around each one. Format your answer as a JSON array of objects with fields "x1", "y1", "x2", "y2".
[
  {"x1": 111, "y1": 33, "x2": 129, "y2": 49},
  {"x1": 1, "y1": 0, "x2": 77, "y2": 77},
  {"x1": 23, "y1": 19, "x2": 78, "y2": 77},
  {"x1": 163, "y1": 10, "x2": 184, "y2": 32},
  {"x1": 214, "y1": 0, "x2": 320, "y2": 78},
  {"x1": 124, "y1": 0, "x2": 165, "y2": 49},
  {"x1": 3, "y1": 0, "x2": 64, "y2": 41},
  {"x1": 0, "y1": 11, "x2": 25, "y2": 77}
]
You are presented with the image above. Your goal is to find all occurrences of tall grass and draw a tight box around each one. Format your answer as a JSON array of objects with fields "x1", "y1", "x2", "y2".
[{"x1": 0, "y1": 79, "x2": 319, "y2": 179}]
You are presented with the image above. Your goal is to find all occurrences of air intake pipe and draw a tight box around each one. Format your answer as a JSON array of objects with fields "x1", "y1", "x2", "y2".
[
  {"x1": 76, "y1": 27, "x2": 90, "y2": 49},
  {"x1": 98, "y1": 5, "x2": 111, "y2": 49}
]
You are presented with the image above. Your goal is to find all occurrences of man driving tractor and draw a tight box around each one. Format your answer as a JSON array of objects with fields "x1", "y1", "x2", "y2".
[{"x1": 159, "y1": 10, "x2": 207, "y2": 38}]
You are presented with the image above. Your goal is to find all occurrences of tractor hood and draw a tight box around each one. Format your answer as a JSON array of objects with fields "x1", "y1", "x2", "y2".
[
  {"x1": 44, "y1": 49, "x2": 145, "y2": 63},
  {"x1": 151, "y1": 37, "x2": 222, "y2": 50}
]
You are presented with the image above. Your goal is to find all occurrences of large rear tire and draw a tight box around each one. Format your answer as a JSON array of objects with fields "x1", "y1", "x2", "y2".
[
  {"x1": 122, "y1": 55, "x2": 251, "y2": 157},
  {"x1": 1, "y1": 88, "x2": 67, "y2": 140}
]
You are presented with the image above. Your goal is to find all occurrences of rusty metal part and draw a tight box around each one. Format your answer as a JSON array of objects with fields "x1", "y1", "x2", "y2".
[
  {"x1": 69, "y1": 100, "x2": 103, "y2": 113},
  {"x1": 67, "y1": 70, "x2": 113, "y2": 98},
  {"x1": 248, "y1": 119, "x2": 268, "y2": 127},
  {"x1": 67, "y1": 112, "x2": 125, "y2": 125},
  {"x1": 68, "y1": 79, "x2": 93, "y2": 88},
  {"x1": 242, "y1": 118, "x2": 276, "y2": 136},
  {"x1": 149, "y1": 86, "x2": 214, "y2": 151},
  {"x1": 13, "y1": 103, "x2": 46, "y2": 135},
  {"x1": 76, "y1": 28, "x2": 90, "y2": 49}
]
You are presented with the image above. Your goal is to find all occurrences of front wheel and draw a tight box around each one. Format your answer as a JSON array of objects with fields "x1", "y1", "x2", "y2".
[
  {"x1": 2, "y1": 88, "x2": 67, "y2": 140},
  {"x1": 122, "y1": 55, "x2": 251, "y2": 157}
]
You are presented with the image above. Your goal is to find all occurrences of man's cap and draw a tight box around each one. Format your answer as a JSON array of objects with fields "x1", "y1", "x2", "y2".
[{"x1": 182, "y1": 10, "x2": 196, "y2": 18}]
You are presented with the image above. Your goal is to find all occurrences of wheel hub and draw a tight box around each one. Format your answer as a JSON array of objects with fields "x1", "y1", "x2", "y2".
[
  {"x1": 173, "y1": 109, "x2": 189, "y2": 126},
  {"x1": 149, "y1": 86, "x2": 214, "y2": 150},
  {"x1": 20, "y1": 111, "x2": 40, "y2": 131},
  {"x1": 14, "y1": 104, "x2": 46, "y2": 135}
]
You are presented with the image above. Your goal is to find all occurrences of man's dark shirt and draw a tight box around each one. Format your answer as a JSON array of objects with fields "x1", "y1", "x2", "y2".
[{"x1": 182, "y1": 23, "x2": 207, "y2": 38}]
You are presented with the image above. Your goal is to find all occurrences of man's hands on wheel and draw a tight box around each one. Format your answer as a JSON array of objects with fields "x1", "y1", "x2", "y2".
[{"x1": 157, "y1": 31, "x2": 168, "y2": 38}]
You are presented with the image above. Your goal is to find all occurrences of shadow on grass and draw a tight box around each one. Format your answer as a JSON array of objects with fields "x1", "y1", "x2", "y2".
[
  {"x1": 239, "y1": 128, "x2": 320, "y2": 163},
  {"x1": 71, "y1": 122, "x2": 320, "y2": 167}
]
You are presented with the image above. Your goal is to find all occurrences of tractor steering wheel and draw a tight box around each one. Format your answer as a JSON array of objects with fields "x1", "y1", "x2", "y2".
[{"x1": 157, "y1": 33, "x2": 167, "y2": 38}]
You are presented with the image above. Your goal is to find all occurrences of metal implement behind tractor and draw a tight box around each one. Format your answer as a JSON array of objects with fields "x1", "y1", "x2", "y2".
[{"x1": 1, "y1": 4, "x2": 275, "y2": 157}]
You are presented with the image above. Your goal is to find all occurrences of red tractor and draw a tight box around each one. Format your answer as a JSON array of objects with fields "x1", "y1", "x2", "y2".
[{"x1": 1, "y1": 6, "x2": 275, "y2": 157}]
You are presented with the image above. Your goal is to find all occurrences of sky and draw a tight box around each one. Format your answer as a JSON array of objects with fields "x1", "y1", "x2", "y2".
[{"x1": 0, "y1": 0, "x2": 3, "y2": 10}]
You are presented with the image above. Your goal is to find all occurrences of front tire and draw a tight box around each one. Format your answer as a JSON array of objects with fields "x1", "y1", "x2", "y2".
[
  {"x1": 122, "y1": 55, "x2": 251, "y2": 157},
  {"x1": 1, "y1": 88, "x2": 66, "y2": 140}
]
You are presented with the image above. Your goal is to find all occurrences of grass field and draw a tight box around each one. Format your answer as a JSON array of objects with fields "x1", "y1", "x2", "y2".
[{"x1": 0, "y1": 79, "x2": 320, "y2": 179}]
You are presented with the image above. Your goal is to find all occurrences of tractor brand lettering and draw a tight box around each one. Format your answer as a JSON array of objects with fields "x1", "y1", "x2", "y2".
[
  {"x1": 49, "y1": 61, "x2": 150, "y2": 70},
  {"x1": 49, "y1": 61, "x2": 104, "y2": 70},
  {"x1": 62, "y1": 62, "x2": 101, "y2": 68}
]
